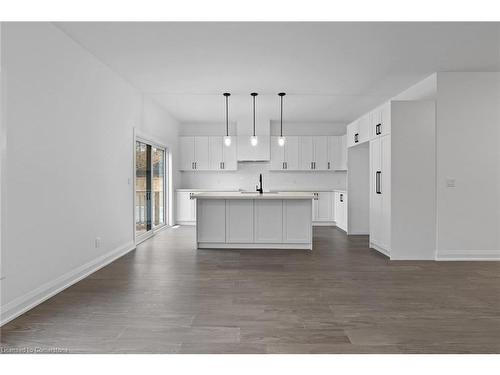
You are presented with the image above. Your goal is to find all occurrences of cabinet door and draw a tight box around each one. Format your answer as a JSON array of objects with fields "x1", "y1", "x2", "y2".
[
  {"x1": 380, "y1": 102, "x2": 391, "y2": 136},
  {"x1": 316, "y1": 192, "x2": 332, "y2": 221},
  {"x1": 209, "y1": 136, "x2": 223, "y2": 170},
  {"x1": 327, "y1": 136, "x2": 338, "y2": 171},
  {"x1": 222, "y1": 140, "x2": 238, "y2": 170},
  {"x1": 179, "y1": 137, "x2": 195, "y2": 170},
  {"x1": 254, "y1": 200, "x2": 283, "y2": 243},
  {"x1": 334, "y1": 192, "x2": 341, "y2": 224},
  {"x1": 283, "y1": 200, "x2": 312, "y2": 243},
  {"x1": 335, "y1": 192, "x2": 347, "y2": 231},
  {"x1": 284, "y1": 136, "x2": 300, "y2": 170},
  {"x1": 312, "y1": 193, "x2": 319, "y2": 221},
  {"x1": 270, "y1": 136, "x2": 285, "y2": 170},
  {"x1": 380, "y1": 135, "x2": 391, "y2": 250},
  {"x1": 346, "y1": 122, "x2": 358, "y2": 148},
  {"x1": 194, "y1": 136, "x2": 209, "y2": 170},
  {"x1": 358, "y1": 115, "x2": 370, "y2": 144},
  {"x1": 313, "y1": 136, "x2": 328, "y2": 170},
  {"x1": 226, "y1": 200, "x2": 254, "y2": 242},
  {"x1": 197, "y1": 199, "x2": 226, "y2": 242},
  {"x1": 176, "y1": 192, "x2": 193, "y2": 222},
  {"x1": 369, "y1": 138, "x2": 382, "y2": 245},
  {"x1": 369, "y1": 108, "x2": 382, "y2": 139},
  {"x1": 299, "y1": 136, "x2": 314, "y2": 170},
  {"x1": 342, "y1": 193, "x2": 348, "y2": 231}
]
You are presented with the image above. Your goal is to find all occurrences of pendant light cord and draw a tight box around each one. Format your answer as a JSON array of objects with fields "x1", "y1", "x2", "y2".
[
  {"x1": 251, "y1": 93, "x2": 258, "y2": 137},
  {"x1": 278, "y1": 92, "x2": 286, "y2": 138},
  {"x1": 223, "y1": 93, "x2": 230, "y2": 137}
]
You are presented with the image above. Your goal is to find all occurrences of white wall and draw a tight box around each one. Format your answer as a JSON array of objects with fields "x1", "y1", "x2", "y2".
[
  {"x1": 0, "y1": 23, "x2": 179, "y2": 324},
  {"x1": 391, "y1": 101, "x2": 436, "y2": 260},
  {"x1": 393, "y1": 73, "x2": 437, "y2": 101},
  {"x1": 179, "y1": 121, "x2": 347, "y2": 191},
  {"x1": 436, "y1": 72, "x2": 500, "y2": 259}
]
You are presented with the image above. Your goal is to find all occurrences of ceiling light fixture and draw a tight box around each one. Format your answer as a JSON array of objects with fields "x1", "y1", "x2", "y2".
[
  {"x1": 278, "y1": 92, "x2": 286, "y2": 147},
  {"x1": 250, "y1": 93, "x2": 258, "y2": 146},
  {"x1": 223, "y1": 93, "x2": 231, "y2": 146}
]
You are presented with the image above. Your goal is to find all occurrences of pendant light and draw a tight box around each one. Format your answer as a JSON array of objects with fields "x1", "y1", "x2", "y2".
[
  {"x1": 223, "y1": 93, "x2": 231, "y2": 146},
  {"x1": 278, "y1": 92, "x2": 286, "y2": 146},
  {"x1": 250, "y1": 92, "x2": 258, "y2": 146}
]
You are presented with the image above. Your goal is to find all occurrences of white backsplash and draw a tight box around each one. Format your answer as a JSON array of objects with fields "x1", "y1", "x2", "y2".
[{"x1": 180, "y1": 161, "x2": 346, "y2": 191}]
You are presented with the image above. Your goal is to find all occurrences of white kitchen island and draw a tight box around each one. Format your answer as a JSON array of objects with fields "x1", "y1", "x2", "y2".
[{"x1": 193, "y1": 192, "x2": 314, "y2": 250}]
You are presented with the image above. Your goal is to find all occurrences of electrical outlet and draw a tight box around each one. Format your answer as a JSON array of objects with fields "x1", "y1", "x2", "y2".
[
  {"x1": 446, "y1": 178, "x2": 456, "y2": 188},
  {"x1": 94, "y1": 237, "x2": 102, "y2": 249}
]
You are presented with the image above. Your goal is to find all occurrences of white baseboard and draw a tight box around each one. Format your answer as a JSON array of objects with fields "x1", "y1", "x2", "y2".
[
  {"x1": 176, "y1": 221, "x2": 195, "y2": 226},
  {"x1": 436, "y1": 250, "x2": 500, "y2": 261},
  {"x1": 369, "y1": 242, "x2": 390, "y2": 258},
  {"x1": 0, "y1": 241, "x2": 136, "y2": 327},
  {"x1": 198, "y1": 242, "x2": 312, "y2": 250}
]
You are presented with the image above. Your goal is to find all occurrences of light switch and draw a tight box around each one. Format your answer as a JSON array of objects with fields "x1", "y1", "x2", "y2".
[{"x1": 446, "y1": 178, "x2": 456, "y2": 188}]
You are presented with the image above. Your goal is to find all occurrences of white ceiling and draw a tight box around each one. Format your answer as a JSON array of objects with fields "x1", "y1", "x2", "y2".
[{"x1": 56, "y1": 22, "x2": 500, "y2": 123}]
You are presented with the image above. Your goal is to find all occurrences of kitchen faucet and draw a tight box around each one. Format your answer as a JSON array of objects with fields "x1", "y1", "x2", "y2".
[{"x1": 256, "y1": 173, "x2": 263, "y2": 194}]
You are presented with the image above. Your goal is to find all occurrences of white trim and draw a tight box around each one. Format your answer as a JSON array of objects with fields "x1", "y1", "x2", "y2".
[
  {"x1": 176, "y1": 221, "x2": 196, "y2": 226},
  {"x1": 198, "y1": 242, "x2": 312, "y2": 250},
  {"x1": 436, "y1": 250, "x2": 500, "y2": 261},
  {"x1": 370, "y1": 242, "x2": 391, "y2": 258},
  {"x1": 0, "y1": 241, "x2": 136, "y2": 327},
  {"x1": 312, "y1": 221, "x2": 336, "y2": 227}
]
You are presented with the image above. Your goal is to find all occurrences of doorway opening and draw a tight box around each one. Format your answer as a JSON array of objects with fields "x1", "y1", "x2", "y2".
[{"x1": 135, "y1": 137, "x2": 169, "y2": 244}]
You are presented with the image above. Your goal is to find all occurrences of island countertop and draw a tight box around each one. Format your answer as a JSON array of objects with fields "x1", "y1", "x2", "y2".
[{"x1": 192, "y1": 192, "x2": 315, "y2": 200}]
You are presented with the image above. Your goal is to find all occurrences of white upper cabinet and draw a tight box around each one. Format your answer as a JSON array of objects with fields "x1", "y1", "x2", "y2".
[
  {"x1": 194, "y1": 136, "x2": 209, "y2": 170},
  {"x1": 299, "y1": 136, "x2": 314, "y2": 170},
  {"x1": 299, "y1": 136, "x2": 329, "y2": 170},
  {"x1": 313, "y1": 136, "x2": 328, "y2": 170},
  {"x1": 180, "y1": 136, "x2": 237, "y2": 171},
  {"x1": 222, "y1": 139, "x2": 237, "y2": 170},
  {"x1": 271, "y1": 135, "x2": 346, "y2": 172},
  {"x1": 327, "y1": 135, "x2": 347, "y2": 171},
  {"x1": 284, "y1": 136, "x2": 300, "y2": 170},
  {"x1": 347, "y1": 115, "x2": 369, "y2": 148},
  {"x1": 180, "y1": 137, "x2": 195, "y2": 171},
  {"x1": 209, "y1": 136, "x2": 237, "y2": 171},
  {"x1": 208, "y1": 136, "x2": 223, "y2": 170},
  {"x1": 369, "y1": 102, "x2": 391, "y2": 139},
  {"x1": 270, "y1": 136, "x2": 286, "y2": 170}
]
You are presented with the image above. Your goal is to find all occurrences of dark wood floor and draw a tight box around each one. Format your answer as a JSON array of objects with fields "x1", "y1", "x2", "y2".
[{"x1": 1, "y1": 226, "x2": 499, "y2": 353}]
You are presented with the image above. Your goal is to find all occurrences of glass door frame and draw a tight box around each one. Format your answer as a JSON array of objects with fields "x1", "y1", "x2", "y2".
[{"x1": 134, "y1": 130, "x2": 170, "y2": 245}]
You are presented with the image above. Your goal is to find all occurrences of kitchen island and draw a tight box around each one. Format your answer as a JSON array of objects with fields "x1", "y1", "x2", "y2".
[{"x1": 193, "y1": 192, "x2": 314, "y2": 250}]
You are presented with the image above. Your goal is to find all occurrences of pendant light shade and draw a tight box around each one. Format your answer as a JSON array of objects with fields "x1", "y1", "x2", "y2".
[
  {"x1": 278, "y1": 92, "x2": 286, "y2": 147},
  {"x1": 250, "y1": 93, "x2": 258, "y2": 146},
  {"x1": 223, "y1": 93, "x2": 231, "y2": 146}
]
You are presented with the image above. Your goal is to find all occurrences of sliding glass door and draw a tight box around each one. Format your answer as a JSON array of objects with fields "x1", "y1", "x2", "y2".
[{"x1": 136, "y1": 139, "x2": 168, "y2": 241}]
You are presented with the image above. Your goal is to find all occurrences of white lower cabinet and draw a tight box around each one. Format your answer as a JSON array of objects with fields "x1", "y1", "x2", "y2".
[
  {"x1": 226, "y1": 200, "x2": 254, "y2": 242},
  {"x1": 283, "y1": 200, "x2": 312, "y2": 243},
  {"x1": 176, "y1": 191, "x2": 197, "y2": 225},
  {"x1": 312, "y1": 191, "x2": 334, "y2": 225},
  {"x1": 196, "y1": 199, "x2": 226, "y2": 242},
  {"x1": 334, "y1": 191, "x2": 347, "y2": 232},
  {"x1": 254, "y1": 200, "x2": 283, "y2": 243}
]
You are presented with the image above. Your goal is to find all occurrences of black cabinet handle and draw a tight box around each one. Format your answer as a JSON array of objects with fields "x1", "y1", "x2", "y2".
[
  {"x1": 354, "y1": 133, "x2": 359, "y2": 143},
  {"x1": 327, "y1": 161, "x2": 330, "y2": 170},
  {"x1": 222, "y1": 162, "x2": 225, "y2": 169},
  {"x1": 340, "y1": 193, "x2": 343, "y2": 202},
  {"x1": 376, "y1": 171, "x2": 382, "y2": 194},
  {"x1": 376, "y1": 123, "x2": 382, "y2": 135},
  {"x1": 285, "y1": 162, "x2": 287, "y2": 169}
]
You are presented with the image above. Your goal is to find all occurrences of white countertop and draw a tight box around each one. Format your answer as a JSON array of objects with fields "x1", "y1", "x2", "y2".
[
  {"x1": 193, "y1": 191, "x2": 315, "y2": 200},
  {"x1": 176, "y1": 188, "x2": 239, "y2": 192}
]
